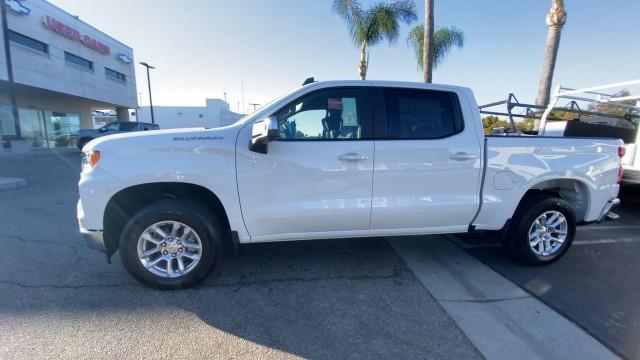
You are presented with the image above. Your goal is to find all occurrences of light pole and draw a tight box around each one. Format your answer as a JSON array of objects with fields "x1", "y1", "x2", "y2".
[{"x1": 139, "y1": 62, "x2": 155, "y2": 124}]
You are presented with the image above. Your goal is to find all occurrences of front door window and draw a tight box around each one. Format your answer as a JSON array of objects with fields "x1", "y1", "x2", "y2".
[{"x1": 276, "y1": 89, "x2": 365, "y2": 140}]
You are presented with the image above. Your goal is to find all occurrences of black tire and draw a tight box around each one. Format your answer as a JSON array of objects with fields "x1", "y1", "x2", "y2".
[
  {"x1": 505, "y1": 193, "x2": 576, "y2": 265},
  {"x1": 119, "y1": 199, "x2": 223, "y2": 289}
]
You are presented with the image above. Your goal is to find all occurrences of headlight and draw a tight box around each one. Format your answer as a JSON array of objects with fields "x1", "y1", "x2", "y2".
[{"x1": 82, "y1": 150, "x2": 100, "y2": 171}]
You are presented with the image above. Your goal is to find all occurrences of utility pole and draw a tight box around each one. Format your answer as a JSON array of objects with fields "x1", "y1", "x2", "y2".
[
  {"x1": 139, "y1": 62, "x2": 156, "y2": 124},
  {"x1": 223, "y1": 92, "x2": 227, "y2": 103},
  {"x1": 249, "y1": 103, "x2": 260, "y2": 112},
  {"x1": 136, "y1": 92, "x2": 143, "y2": 122},
  {"x1": 241, "y1": 80, "x2": 245, "y2": 115},
  {"x1": 1, "y1": 1, "x2": 21, "y2": 146}
]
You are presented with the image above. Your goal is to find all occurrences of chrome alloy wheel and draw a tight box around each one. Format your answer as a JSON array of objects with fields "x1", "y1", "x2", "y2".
[
  {"x1": 528, "y1": 211, "x2": 568, "y2": 257},
  {"x1": 137, "y1": 221, "x2": 203, "y2": 278}
]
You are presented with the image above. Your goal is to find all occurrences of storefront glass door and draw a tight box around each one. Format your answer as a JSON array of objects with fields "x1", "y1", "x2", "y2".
[
  {"x1": 19, "y1": 108, "x2": 46, "y2": 148},
  {"x1": 43, "y1": 111, "x2": 81, "y2": 148}
]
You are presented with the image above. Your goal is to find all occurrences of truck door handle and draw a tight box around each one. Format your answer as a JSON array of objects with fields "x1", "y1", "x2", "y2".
[
  {"x1": 338, "y1": 153, "x2": 369, "y2": 162},
  {"x1": 449, "y1": 152, "x2": 477, "y2": 161}
]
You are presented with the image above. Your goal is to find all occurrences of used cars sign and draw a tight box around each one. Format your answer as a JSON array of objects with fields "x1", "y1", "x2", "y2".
[{"x1": 43, "y1": 15, "x2": 110, "y2": 55}]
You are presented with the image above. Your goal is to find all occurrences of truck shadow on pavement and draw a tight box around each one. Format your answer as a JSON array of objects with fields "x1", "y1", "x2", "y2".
[
  {"x1": 1, "y1": 234, "x2": 480, "y2": 359},
  {"x1": 0, "y1": 150, "x2": 482, "y2": 359}
]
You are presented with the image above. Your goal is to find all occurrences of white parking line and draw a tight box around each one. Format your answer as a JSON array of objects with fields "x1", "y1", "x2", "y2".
[
  {"x1": 448, "y1": 233, "x2": 640, "y2": 250},
  {"x1": 574, "y1": 237, "x2": 640, "y2": 245},
  {"x1": 388, "y1": 235, "x2": 618, "y2": 360},
  {"x1": 578, "y1": 225, "x2": 640, "y2": 231}
]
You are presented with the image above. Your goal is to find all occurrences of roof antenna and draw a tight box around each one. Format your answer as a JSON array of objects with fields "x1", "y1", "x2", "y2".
[{"x1": 302, "y1": 77, "x2": 315, "y2": 86}]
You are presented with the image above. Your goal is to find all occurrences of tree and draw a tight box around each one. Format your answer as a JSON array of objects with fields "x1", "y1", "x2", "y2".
[
  {"x1": 515, "y1": 117, "x2": 536, "y2": 133},
  {"x1": 423, "y1": 0, "x2": 434, "y2": 83},
  {"x1": 482, "y1": 116, "x2": 536, "y2": 135},
  {"x1": 588, "y1": 90, "x2": 636, "y2": 117},
  {"x1": 482, "y1": 116, "x2": 510, "y2": 135},
  {"x1": 407, "y1": 25, "x2": 464, "y2": 75},
  {"x1": 333, "y1": 0, "x2": 417, "y2": 80},
  {"x1": 535, "y1": 0, "x2": 567, "y2": 106}
]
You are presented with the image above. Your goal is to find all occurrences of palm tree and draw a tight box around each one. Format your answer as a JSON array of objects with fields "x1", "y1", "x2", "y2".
[
  {"x1": 423, "y1": 0, "x2": 434, "y2": 83},
  {"x1": 535, "y1": 0, "x2": 567, "y2": 106},
  {"x1": 407, "y1": 25, "x2": 464, "y2": 79},
  {"x1": 333, "y1": 0, "x2": 417, "y2": 80}
]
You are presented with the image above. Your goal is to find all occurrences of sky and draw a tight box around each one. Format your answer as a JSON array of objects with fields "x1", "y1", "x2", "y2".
[{"x1": 49, "y1": 0, "x2": 639, "y2": 114}]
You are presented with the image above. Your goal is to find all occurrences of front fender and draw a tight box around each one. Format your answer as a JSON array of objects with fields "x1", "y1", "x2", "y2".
[{"x1": 77, "y1": 126, "x2": 250, "y2": 246}]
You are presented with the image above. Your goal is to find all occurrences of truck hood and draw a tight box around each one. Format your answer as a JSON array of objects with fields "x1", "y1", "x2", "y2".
[{"x1": 84, "y1": 125, "x2": 242, "y2": 154}]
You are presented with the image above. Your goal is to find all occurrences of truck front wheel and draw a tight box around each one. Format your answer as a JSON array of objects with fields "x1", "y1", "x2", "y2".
[
  {"x1": 119, "y1": 199, "x2": 222, "y2": 289},
  {"x1": 505, "y1": 193, "x2": 576, "y2": 265}
]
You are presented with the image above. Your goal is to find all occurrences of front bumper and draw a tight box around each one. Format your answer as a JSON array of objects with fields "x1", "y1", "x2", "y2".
[
  {"x1": 80, "y1": 228, "x2": 106, "y2": 252},
  {"x1": 77, "y1": 199, "x2": 106, "y2": 253},
  {"x1": 597, "y1": 198, "x2": 620, "y2": 223}
]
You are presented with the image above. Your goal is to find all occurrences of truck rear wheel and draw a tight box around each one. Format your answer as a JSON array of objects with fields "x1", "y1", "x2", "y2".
[
  {"x1": 119, "y1": 199, "x2": 222, "y2": 289},
  {"x1": 505, "y1": 193, "x2": 576, "y2": 265}
]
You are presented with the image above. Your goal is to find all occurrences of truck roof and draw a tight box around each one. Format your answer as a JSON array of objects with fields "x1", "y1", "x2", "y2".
[
  {"x1": 301, "y1": 80, "x2": 473, "y2": 94},
  {"x1": 108, "y1": 121, "x2": 157, "y2": 126}
]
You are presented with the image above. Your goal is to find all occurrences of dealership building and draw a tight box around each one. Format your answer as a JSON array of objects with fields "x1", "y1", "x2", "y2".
[{"x1": 0, "y1": 0, "x2": 136, "y2": 149}]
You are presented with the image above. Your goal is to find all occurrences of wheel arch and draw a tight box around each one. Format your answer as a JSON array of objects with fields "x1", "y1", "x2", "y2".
[
  {"x1": 518, "y1": 178, "x2": 591, "y2": 222},
  {"x1": 103, "y1": 182, "x2": 231, "y2": 258}
]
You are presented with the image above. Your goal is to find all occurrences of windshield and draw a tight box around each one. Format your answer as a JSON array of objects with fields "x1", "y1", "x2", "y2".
[
  {"x1": 230, "y1": 88, "x2": 297, "y2": 126},
  {"x1": 102, "y1": 123, "x2": 120, "y2": 131}
]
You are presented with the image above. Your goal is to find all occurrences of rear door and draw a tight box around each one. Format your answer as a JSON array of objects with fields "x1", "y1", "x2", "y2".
[{"x1": 370, "y1": 87, "x2": 482, "y2": 232}]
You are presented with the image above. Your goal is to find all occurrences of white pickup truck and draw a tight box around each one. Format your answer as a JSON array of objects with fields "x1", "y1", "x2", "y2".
[{"x1": 78, "y1": 80, "x2": 624, "y2": 289}]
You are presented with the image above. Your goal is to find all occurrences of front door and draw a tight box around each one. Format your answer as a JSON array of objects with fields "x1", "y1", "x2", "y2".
[
  {"x1": 370, "y1": 87, "x2": 482, "y2": 232},
  {"x1": 236, "y1": 87, "x2": 374, "y2": 240}
]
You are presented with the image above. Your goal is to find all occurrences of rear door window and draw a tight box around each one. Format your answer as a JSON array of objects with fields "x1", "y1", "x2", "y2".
[{"x1": 382, "y1": 89, "x2": 463, "y2": 139}]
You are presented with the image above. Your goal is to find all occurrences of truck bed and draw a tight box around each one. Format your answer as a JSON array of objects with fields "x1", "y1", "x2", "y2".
[{"x1": 472, "y1": 136, "x2": 622, "y2": 230}]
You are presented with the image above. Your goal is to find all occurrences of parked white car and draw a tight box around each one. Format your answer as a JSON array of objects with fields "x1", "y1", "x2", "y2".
[{"x1": 78, "y1": 80, "x2": 623, "y2": 289}]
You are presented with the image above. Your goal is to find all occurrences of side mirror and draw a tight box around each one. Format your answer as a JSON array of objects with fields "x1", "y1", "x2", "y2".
[
  {"x1": 99, "y1": 127, "x2": 108, "y2": 132},
  {"x1": 250, "y1": 116, "x2": 279, "y2": 154}
]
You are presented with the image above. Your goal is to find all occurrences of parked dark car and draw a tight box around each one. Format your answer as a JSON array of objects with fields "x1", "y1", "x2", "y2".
[{"x1": 77, "y1": 122, "x2": 159, "y2": 150}]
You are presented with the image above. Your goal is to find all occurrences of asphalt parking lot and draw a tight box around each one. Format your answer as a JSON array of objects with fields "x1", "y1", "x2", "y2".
[
  {"x1": 456, "y1": 186, "x2": 640, "y2": 360},
  {"x1": 0, "y1": 150, "x2": 480, "y2": 359},
  {"x1": 1, "y1": 149, "x2": 634, "y2": 359}
]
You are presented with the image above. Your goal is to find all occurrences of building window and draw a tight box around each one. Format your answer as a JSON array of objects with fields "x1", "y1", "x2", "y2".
[
  {"x1": 8, "y1": 30, "x2": 48, "y2": 54},
  {"x1": 64, "y1": 52, "x2": 93, "y2": 71},
  {"x1": 105, "y1": 67, "x2": 126, "y2": 83}
]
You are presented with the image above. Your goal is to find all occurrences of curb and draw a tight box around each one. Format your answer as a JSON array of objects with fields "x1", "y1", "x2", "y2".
[
  {"x1": 0, "y1": 177, "x2": 28, "y2": 191},
  {"x1": 387, "y1": 235, "x2": 619, "y2": 360}
]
